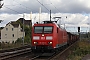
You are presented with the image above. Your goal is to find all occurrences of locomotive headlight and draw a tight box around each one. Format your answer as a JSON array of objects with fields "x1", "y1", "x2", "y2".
[
  {"x1": 48, "y1": 42, "x2": 52, "y2": 44},
  {"x1": 46, "y1": 36, "x2": 52, "y2": 40},
  {"x1": 34, "y1": 42, "x2": 38, "y2": 44},
  {"x1": 33, "y1": 36, "x2": 39, "y2": 40}
]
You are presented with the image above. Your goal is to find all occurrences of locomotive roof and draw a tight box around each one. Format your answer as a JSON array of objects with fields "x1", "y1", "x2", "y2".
[
  {"x1": 35, "y1": 21, "x2": 58, "y2": 26},
  {"x1": 43, "y1": 21, "x2": 57, "y2": 24},
  {"x1": 34, "y1": 21, "x2": 66, "y2": 31}
]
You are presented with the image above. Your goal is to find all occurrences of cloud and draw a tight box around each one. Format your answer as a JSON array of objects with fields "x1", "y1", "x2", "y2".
[
  {"x1": 0, "y1": 0, "x2": 90, "y2": 14},
  {"x1": 0, "y1": 13, "x2": 89, "y2": 26},
  {"x1": 0, "y1": 0, "x2": 90, "y2": 32},
  {"x1": 0, "y1": 13, "x2": 22, "y2": 27}
]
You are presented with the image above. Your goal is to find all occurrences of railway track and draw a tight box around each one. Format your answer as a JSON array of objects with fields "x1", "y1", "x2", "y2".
[
  {"x1": 0, "y1": 45, "x2": 31, "y2": 60},
  {"x1": 0, "y1": 41, "x2": 78, "y2": 60},
  {"x1": 50, "y1": 41, "x2": 78, "y2": 60},
  {"x1": 30, "y1": 52, "x2": 55, "y2": 60},
  {"x1": 0, "y1": 45, "x2": 31, "y2": 53},
  {"x1": 30, "y1": 41, "x2": 78, "y2": 60},
  {"x1": 30, "y1": 45, "x2": 69, "y2": 60}
]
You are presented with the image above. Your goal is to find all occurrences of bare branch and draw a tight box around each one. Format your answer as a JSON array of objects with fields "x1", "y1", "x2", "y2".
[{"x1": 0, "y1": 0, "x2": 4, "y2": 9}]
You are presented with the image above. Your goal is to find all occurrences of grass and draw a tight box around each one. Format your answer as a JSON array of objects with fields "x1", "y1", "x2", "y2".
[
  {"x1": 67, "y1": 38, "x2": 90, "y2": 60},
  {"x1": 0, "y1": 42, "x2": 30, "y2": 50},
  {"x1": 0, "y1": 43, "x2": 21, "y2": 50}
]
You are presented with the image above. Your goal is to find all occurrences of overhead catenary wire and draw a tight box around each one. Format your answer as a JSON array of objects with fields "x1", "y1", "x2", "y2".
[
  {"x1": 4, "y1": 6, "x2": 20, "y2": 14},
  {"x1": 36, "y1": 0, "x2": 50, "y2": 12},
  {"x1": 5, "y1": 5, "x2": 31, "y2": 13},
  {"x1": 4, "y1": 0, "x2": 32, "y2": 13},
  {"x1": 49, "y1": 0, "x2": 61, "y2": 13},
  {"x1": 2, "y1": 0, "x2": 63, "y2": 20},
  {"x1": 5, "y1": 0, "x2": 44, "y2": 20},
  {"x1": 0, "y1": 6, "x2": 31, "y2": 26},
  {"x1": 13, "y1": 0, "x2": 32, "y2": 11},
  {"x1": 4, "y1": 3, "x2": 31, "y2": 13},
  {"x1": 4, "y1": 0, "x2": 60, "y2": 14},
  {"x1": 0, "y1": 6, "x2": 22, "y2": 23},
  {"x1": 4, "y1": 6, "x2": 30, "y2": 18},
  {"x1": 3, "y1": 0, "x2": 33, "y2": 19},
  {"x1": 14, "y1": 0, "x2": 59, "y2": 13}
]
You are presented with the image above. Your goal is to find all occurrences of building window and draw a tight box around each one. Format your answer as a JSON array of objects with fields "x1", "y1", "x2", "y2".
[
  {"x1": 5, "y1": 34, "x2": 7, "y2": 38},
  {"x1": 6, "y1": 28, "x2": 8, "y2": 31},
  {"x1": 12, "y1": 28, "x2": 14, "y2": 31},
  {"x1": 12, "y1": 34, "x2": 14, "y2": 37}
]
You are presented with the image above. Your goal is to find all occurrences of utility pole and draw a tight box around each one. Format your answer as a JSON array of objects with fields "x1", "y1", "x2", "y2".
[
  {"x1": 39, "y1": 7, "x2": 41, "y2": 23},
  {"x1": 23, "y1": 13, "x2": 24, "y2": 45},
  {"x1": 87, "y1": 23, "x2": 90, "y2": 38},
  {"x1": 50, "y1": 10, "x2": 51, "y2": 21}
]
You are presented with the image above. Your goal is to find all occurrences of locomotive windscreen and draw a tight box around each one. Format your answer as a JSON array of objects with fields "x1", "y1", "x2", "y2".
[{"x1": 34, "y1": 26, "x2": 53, "y2": 33}]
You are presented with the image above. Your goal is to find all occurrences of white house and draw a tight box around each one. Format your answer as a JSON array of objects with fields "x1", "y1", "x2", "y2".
[{"x1": 1, "y1": 21, "x2": 25, "y2": 43}]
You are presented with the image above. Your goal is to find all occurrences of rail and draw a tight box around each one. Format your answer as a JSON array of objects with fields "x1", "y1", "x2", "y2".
[{"x1": 0, "y1": 45, "x2": 31, "y2": 60}]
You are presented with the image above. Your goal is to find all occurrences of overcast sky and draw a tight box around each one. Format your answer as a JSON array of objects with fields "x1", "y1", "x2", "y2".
[{"x1": 0, "y1": 0, "x2": 90, "y2": 32}]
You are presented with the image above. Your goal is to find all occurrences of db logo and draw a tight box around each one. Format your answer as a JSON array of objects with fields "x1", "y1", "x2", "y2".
[{"x1": 41, "y1": 37, "x2": 45, "y2": 40}]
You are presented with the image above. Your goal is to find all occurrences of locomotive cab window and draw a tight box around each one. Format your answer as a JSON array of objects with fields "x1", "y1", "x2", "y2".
[
  {"x1": 44, "y1": 26, "x2": 53, "y2": 33},
  {"x1": 34, "y1": 26, "x2": 43, "y2": 33},
  {"x1": 34, "y1": 26, "x2": 53, "y2": 33}
]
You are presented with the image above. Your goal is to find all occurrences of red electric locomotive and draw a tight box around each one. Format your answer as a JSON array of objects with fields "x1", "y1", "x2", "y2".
[{"x1": 31, "y1": 21, "x2": 68, "y2": 52}]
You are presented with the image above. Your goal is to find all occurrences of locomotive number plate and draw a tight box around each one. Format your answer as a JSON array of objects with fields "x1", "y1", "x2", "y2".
[
  {"x1": 41, "y1": 37, "x2": 45, "y2": 40},
  {"x1": 40, "y1": 42, "x2": 46, "y2": 45}
]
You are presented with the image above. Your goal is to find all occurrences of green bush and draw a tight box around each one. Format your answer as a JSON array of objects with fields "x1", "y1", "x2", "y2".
[
  {"x1": 67, "y1": 40, "x2": 90, "y2": 60},
  {"x1": 15, "y1": 38, "x2": 22, "y2": 43}
]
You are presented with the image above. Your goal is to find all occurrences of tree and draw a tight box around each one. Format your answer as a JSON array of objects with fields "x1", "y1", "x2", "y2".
[
  {"x1": 24, "y1": 26, "x2": 32, "y2": 44},
  {"x1": 16, "y1": 19, "x2": 32, "y2": 44},
  {"x1": 15, "y1": 38, "x2": 22, "y2": 43}
]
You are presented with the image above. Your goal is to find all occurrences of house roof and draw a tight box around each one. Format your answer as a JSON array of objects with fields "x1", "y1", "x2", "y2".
[
  {"x1": 11, "y1": 23, "x2": 19, "y2": 28},
  {"x1": 17, "y1": 18, "x2": 32, "y2": 26},
  {"x1": 11, "y1": 21, "x2": 19, "y2": 28},
  {"x1": 6, "y1": 21, "x2": 19, "y2": 28}
]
